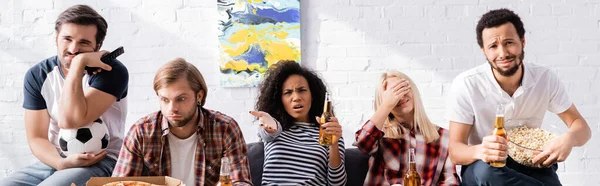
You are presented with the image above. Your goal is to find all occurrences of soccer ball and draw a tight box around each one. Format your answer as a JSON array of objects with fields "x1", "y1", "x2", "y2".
[{"x1": 58, "y1": 118, "x2": 109, "y2": 155}]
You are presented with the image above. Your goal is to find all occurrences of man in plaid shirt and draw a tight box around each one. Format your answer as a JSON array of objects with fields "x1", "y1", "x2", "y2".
[{"x1": 112, "y1": 58, "x2": 252, "y2": 186}]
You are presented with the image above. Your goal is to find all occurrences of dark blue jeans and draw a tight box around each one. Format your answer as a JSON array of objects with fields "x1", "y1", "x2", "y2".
[
  {"x1": 0, "y1": 157, "x2": 116, "y2": 186},
  {"x1": 461, "y1": 157, "x2": 561, "y2": 186}
]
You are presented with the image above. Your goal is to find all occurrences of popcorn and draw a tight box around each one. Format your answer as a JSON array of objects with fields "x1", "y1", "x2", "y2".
[{"x1": 507, "y1": 126, "x2": 556, "y2": 167}]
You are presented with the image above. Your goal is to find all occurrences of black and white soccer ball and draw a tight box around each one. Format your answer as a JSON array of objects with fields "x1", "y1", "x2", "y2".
[{"x1": 58, "y1": 118, "x2": 109, "y2": 155}]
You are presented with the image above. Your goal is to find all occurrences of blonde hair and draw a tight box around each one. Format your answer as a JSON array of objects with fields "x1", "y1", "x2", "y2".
[{"x1": 374, "y1": 70, "x2": 440, "y2": 143}]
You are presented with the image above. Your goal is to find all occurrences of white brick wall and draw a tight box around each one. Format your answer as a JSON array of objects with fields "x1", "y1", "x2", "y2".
[{"x1": 0, "y1": 0, "x2": 599, "y2": 184}]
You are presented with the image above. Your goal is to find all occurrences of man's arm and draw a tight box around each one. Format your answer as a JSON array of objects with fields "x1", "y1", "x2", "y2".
[
  {"x1": 557, "y1": 104, "x2": 591, "y2": 147},
  {"x1": 448, "y1": 121, "x2": 478, "y2": 165},
  {"x1": 112, "y1": 123, "x2": 145, "y2": 177},
  {"x1": 532, "y1": 104, "x2": 591, "y2": 166},
  {"x1": 59, "y1": 52, "x2": 116, "y2": 129},
  {"x1": 449, "y1": 121, "x2": 508, "y2": 166},
  {"x1": 25, "y1": 109, "x2": 63, "y2": 169},
  {"x1": 446, "y1": 75, "x2": 481, "y2": 165},
  {"x1": 224, "y1": 120, "x2": 253, "y2": 185},
  {"x1": 25, "y1": 109, "x2": 105, "y2": 170}
]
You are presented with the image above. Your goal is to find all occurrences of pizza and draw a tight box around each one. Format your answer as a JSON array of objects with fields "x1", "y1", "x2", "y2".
[{"x1": 102, "y1": 181, "x2": 162, "y2": 186}]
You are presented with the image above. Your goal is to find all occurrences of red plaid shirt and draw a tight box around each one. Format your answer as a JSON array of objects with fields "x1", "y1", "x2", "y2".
[
  {"x1": 112, "y1": 107, "x2": 252, "y2": 186},
  {"x1": 355, "y1": 120, "x2": 460, "y2": 186}
]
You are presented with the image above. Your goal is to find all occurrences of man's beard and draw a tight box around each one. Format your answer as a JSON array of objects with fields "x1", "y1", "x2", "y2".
[
  {"x1": 167, "y1": 98, "x2": 199, "y2": 128},
  {"x1": 58, "y1": 46, "x2": 97, "y2": 69},
  {"x1": 488, "y1": 50, "x2": 525, "y2": 77},
  {"x1": 58, "y1": 50, "x2": 82, "y2": 69},
  {"x1": 59, "y1": 54, "x2": 71, "y2": 69}
]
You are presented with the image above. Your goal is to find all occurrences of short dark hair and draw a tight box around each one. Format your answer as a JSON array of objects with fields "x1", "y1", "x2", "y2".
[
  {"x1": 55, "y1": 4, "x2": 108, "y2": 49},
  {"x1": 476, "y1": 8, "x2": 525, "y2": 48},
  {"x1": 255, "y1": 60, "x2": 329, "y2": 131},
  {"x1": 153, "y1": 58, "x2": 208, "y2": 106}
]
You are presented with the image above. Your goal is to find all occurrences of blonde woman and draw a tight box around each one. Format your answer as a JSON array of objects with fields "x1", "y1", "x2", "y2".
[{"x1": 354, "y1": 70, "x2": 460, "y2": 185}]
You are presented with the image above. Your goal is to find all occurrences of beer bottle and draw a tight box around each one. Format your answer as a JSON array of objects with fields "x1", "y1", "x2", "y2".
[
  {"x1": 217, "y1": 157, "x2": 233, "y2": 186},
  {"x1": 403, "y1": 148, "x2": 421, "y2": 186},
  {"x1": 319, "y1": 92, "x2": 334, "y2": 146},
  {"x1": 490, "y1": 104, "x2": 507, "y2": 167}
]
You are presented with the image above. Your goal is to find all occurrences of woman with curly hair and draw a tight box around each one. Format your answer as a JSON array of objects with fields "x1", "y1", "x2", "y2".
[
  {"x1": 355, "y1": 70, "x2": 460, "y2": 185},
  {"x1": 249, "y1": 60, "x2": 347, "y2": 185}
]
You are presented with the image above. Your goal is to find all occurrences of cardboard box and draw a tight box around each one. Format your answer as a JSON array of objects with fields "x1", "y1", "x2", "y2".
[{"x1": 83, "y1": 176, "x2": 184, "y2": 186}]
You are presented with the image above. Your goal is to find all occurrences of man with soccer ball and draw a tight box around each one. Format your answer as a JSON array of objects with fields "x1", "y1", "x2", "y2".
[{"x1": 0, "y1": 4, "x2": 129, "y2": 186}]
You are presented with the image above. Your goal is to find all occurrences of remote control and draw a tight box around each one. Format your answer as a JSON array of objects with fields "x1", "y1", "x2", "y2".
[{"x1": 85, "y1": 46, "x2": 125, "y2": 74}]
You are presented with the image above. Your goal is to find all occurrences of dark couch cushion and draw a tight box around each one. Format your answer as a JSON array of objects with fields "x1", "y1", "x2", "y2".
[
  {"x1": 246, "y1": 142, "x2": 264, "y2": 186},
  {"x1": 246, "y1": 142, "x2": 370, "y2": 186},
  {"x1": 345, "y1": 148, "x2": 370, "y2": 186}
]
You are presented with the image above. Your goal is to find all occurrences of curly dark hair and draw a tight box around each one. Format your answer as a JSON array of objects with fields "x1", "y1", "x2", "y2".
[
  {"x1": 255, "y1": 60, "x2": 329, "y2": 131},
  {"x1": 476, "y1": 8, "x2": 525, "y2": 48}
]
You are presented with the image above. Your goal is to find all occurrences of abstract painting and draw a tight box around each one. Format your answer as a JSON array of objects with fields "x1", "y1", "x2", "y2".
[{"x1": 217, "y1": 0, "x2": 301, "y2": 87}]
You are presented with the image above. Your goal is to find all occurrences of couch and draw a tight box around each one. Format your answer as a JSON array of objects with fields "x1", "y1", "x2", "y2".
[{"x1": 246, "y1": 142, "x2": 370, "y2": 186}]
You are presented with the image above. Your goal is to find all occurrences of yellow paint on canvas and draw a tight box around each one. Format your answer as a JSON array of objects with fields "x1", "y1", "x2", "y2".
[
  {"x1": 248, "y1": 63, "x2": 262, "y2": 72},
  {"x1": 221, "y1": 59, "x2": 264, "y2": 72},
  {"x1": 224, "y1": 28, "x2": 258, "y2": 57},
  {"x1": 222, "y1": 59, "x2": 249, "y2": 71},
  {"x1": 226, "y1": 28, "x2": 253, "y2": 54},
  {"x1": 222, "y1": 23, "x2": 300, "y2": 71},
  {"x1": 262, "y1": 41, "x2": 300, "y2": 67},
  {"x1": 269, "y1": 30, "x2": 288, "y2": 39}
]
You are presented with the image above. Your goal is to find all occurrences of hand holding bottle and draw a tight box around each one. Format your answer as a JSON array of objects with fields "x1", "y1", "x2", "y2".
[
  {"x1": 488, "y1": 104, "x2": 508, "y2": 167},
  {"x1": 316, "y1": 116, "x2": 342, "y2": 145},
  {"x1": 476, "y1": 135, "x2": 509, "y2": 163}
]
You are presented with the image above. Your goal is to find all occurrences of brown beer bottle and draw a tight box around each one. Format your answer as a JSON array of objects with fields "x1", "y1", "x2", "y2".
[
  {"x1": 217, "y1": 157, "x2": 233, "y2": 186},
  {"x1": 403, "y1": 148, "x2": 421, "y2": 186},
  {"x1": 319, "y1": 92, "x2": 333, "y2": 146},
  {"x1": 490, "y1": 104, "x2": 507, "y2": 167}
]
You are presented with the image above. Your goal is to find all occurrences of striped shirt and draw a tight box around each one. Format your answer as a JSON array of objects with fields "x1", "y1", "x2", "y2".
[
  {"x1": 112, "y1": 107, "x2": 252, "y2": 186},
  {"x1": 258, "y1": 122, "x2": 347, "y2": 186},
  {"x1": 355, "y1": 120, "x2": 460, "y2": 186}
]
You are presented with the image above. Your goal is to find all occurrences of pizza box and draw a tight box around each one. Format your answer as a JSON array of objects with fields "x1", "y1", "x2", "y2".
[{"x1": 82, "y1": 176, "x2": 184, "y2": 186}]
